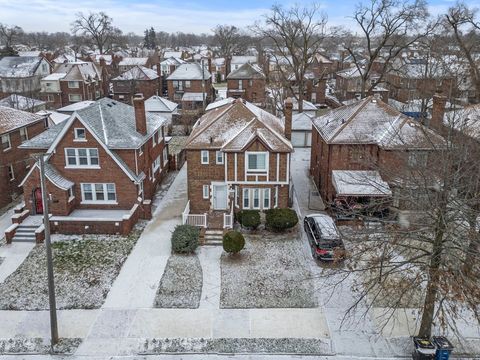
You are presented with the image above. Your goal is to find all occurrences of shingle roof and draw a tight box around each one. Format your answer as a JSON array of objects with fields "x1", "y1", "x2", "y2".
[
  {"x1": 113, "y1": 66, "x2": 159, "y2": 81},
  {"x1": 226, "y1": 63, "x2": 265, "y2": 80},
  {"x1": 55, "y1": 62, "x2": 101, "y2": 82},
  {"x1": 291, "y1": 112, "x2": 314, "y2": 131},
  {"x1": 0, "y1": 106, "x2": 46, "y2": 135},
  {"x1": 0, "y1": 56, "x2": 44, "y2": 78},
  {"x1": 167, "y1": 63, "x2": 211, "y2": 81},
  {"x1": 0, "y1": 95, "x2": 46, "y2": 111},
  {"x1": 145, "y1": 96, "x2": 178, "y2": 113}
]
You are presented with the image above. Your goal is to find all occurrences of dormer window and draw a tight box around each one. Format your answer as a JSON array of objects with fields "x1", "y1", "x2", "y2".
[{"x1": 74, "y1": 128, "x2": 86, "y2": 141}]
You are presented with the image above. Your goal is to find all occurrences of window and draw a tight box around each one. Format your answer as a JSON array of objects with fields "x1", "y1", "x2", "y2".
[
  {"x1": 46, "y1": 94, "x2": 54, "y2": 102},
  {"x1": 163, "y1": 147, "x2": 168, "y2": 165},
  {"x1": 264, "y1": 188, "x2": 271, "y2": 209},
  {"x1": 19, "y1": 127, "x2": 28, "y2": 142},
  {"x1": 65, "y1": 148, "x2": 99, "y2": 167},
  {"x1": 68, "y1": 186, "x2": 74, "y2": 199},
  {"x1": 201, "y1": 150, "x2": 209, "y2": 164},
  {"x1": 153, "y1": 131, "x2": 158, "y2": 146},
  {"x1": 243, "y1": 188, "x2": 249, "y2": 208},
  {"x1": 185, "y1": 80, "x2": 191, "y2": 88},
  {"x1": 408, "y1": 152, "x2": 428, "y2": 167},
  {"x1": 74, "y1": 128, "x2": 86, "y2": 140},
  {"x1": 1, "y1": 134, "x2": 11, "y2": 151},
  {"x1": 252, "y1": 188, "x2": 260, "y2": 209},
  {"x1": 81, "y1": 183, "x2": 116, "y2": 203},
  {"x1": 216, "y1": 151, "x2": 224, "y2": 164},
  {"x1": 68, "y1": 81, "x2": 80, "y2": 88},
  {"x1": 7, "y1": 164, "x2": 14, "y2": 180},
  {"x1": 238, "y1": 80, "x2": 243, "y2": 90},
  {"x1": 153, "y1": 155, "x2": 161, "y2": 173},
  {"x1": 203, "y1": 185, "x2": 209, "y2": 199},
  {"x1": 139, "y1": 144, "x2": 145, "y2": 155},
  {"x1": 69, "y1": 94, "x2": 82, "y2": 102},
  {"x1": 246, "y1": 152, "x2": 267, "y2": 172}
]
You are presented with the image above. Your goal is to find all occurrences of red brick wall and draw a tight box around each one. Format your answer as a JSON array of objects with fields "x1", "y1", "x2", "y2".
[
  {"x1": 112, "y1": 79, "x2": 160, "y2": 104},
  {"x1": 59, "y1": 79, "x2": 103, "y2": 106},
  {"x1": 167, "y1": 78, "x2": 213, "y2": 103},
  {"x1": 226, "y1": 78, "x2": 266, "y2": 104}
]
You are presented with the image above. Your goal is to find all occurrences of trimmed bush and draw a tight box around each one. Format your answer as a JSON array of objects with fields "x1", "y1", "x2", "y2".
[
  {"x1": 223, "y1": 230, "x2": 245, "y2": 254},
  {"x1": 236, "y1": 210, "x2": 261, "y2": 229},
  {"x1": 265, "y1": 208, "x2": 299, "y2": 232},
  {"x1": 171, "y1": 225, "x2": 199, "y2": 253}
]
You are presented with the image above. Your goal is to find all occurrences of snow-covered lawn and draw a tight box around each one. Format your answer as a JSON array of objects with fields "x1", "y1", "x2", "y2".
[
  {"x1": 154, "y1": 254, "x2": 202, "y2": 308},
  {"x1": 0, "y1": 338, "x2": 81, "y2": 355},
  {"x1": 0, "y1": 223, "x2": 145, "y2": 310},
  {"x1": 220, "y1": 230, "x2": 317, "y2": 308}
]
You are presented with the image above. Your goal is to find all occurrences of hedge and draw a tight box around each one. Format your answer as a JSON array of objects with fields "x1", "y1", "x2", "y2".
[
  {"x1": 236, "y1": 210, "x2": 261, "y2": 229},
  {"x1": 171, "y1": 224, "x2": 199, "y2": 253},
  {"x1": 265, "y1": 208, "x2": 299, "y2": 232}
]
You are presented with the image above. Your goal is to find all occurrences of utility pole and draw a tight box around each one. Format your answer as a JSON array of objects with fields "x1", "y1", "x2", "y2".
[
  {"x1": 201, "y1": 59, "x2": 206, "y2": 112},
  {"x1": 38, "y1": 154, "x2": 59, "y2": 349}
]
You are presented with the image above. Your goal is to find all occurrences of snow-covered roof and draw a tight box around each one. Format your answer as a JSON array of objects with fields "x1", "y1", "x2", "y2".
[
  {"x1": 205, "y1": 98, "x2": 235, "y2": 111},
  {"x1": 291, "y1": 112, "x2": 314, "y2": 131},
  {"x1": 160, "y1": 57, "x2": 186, "y2": 66},
  {"x1": 336, "y1": 67, "x2": 362, "y2": 78},
  {"x1": 164, "y1": 51, "x2": 182, "y2": 59},
  {"x1": 119, "y1": 57, "x2": 149, "y2": 66},
  {"x1": 57, "y1": 101, "x2": 96, "y2": 113},
  {"x1": 42, "y1": 73, "x2": 67, "y2": 81},
  {"x1": 145, "y1": 95, "x2": 178, "y2": 113},
  {"x1": 0, "y1": 106, "x2": 46, "y2": 135},
  {"x1": 227, "y1": 62, "x2": 265, "y2": 80},
  {"x1": 36, "y1": 110, "x2": 70, "y2": 125},
  {"x1": 182, "y1": 92, "x2": 205, "y2": 102},
  {"x1": 54, "y1": 62, "x2": 101, "y2": 82},
  {"x1": 231, "y1": 56, "x2": 257, "y2": 65},
  {"x1": 44, "y1": 163, "x2": 74, "y2": 190},
  {"x1": 167, "y1": 63, "x2": 211, "y2": 81},
  {"x1": 332, "y1": 170, "x2": 392, "y2": 197},
  {"x1": 312, "y1": 96, "x2": 445, "y2": 149},
  {"x1": 113, "y1": 66, "x2": 158, "y2": 81},
  {"x1": 0, "y1": 56, "x2": 45, "y2": 78},
  {"x1": 185, "y1": 98, "x2": 292, "y2": 153},
  {"x1": 0, "y1": 94, "x2": 45, "y2": 111}
]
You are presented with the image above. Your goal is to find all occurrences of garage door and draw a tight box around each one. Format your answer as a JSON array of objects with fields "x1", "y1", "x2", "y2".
[{"x1": 291, "y1": 131, "x2": 311, "y2": 147}]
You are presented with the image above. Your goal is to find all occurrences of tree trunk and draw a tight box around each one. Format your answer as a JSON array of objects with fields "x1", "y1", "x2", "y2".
[
  {"x1": 298, "y1": 80, "x2": 304, "y2": 113},
  {"x1": 463, "y1": 215, "x2": 479, "y2": 276},
  {"x1": 361, "y1": 77, "x2": 367, "y2": 99}
]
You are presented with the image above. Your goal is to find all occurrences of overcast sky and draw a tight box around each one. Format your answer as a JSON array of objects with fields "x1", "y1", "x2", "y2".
[{"x1": 0, "y1": 0, "x2": 470, "y2": 35}]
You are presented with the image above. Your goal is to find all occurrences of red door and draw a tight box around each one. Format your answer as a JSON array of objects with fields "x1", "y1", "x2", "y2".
[{"x1": 34, "y1": 188, "x2": 43, "y2": 214}]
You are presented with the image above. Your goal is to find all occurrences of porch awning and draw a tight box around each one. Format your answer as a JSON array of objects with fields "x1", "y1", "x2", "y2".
[
  {"x1": 332, "y1": 170, "x2": 392, "y2": 197},
  {"x1": 44, "y1": 164, "x2": 74, "y2": 190},
  {"x1": 182, "y1": 92, "x2": 205, "y2": 102}
]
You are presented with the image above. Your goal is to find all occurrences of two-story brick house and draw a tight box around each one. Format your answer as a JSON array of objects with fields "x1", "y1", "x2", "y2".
[
  {"x1": 226, "y1": 63, "x2": 266, "y2": 106},
  {"x1": 112, "y1": 66, "x2": 160, "y2": 104},
  {"x1": 310, "y1": 96, "x2": 445, "y2": 209},
  {"x1": 183, "y1": 98, "x2": 294, "y2": 229},
  {"x1": 0, "y1": 106, "x2": 49, "y2": 208},
  {"x1": 19, "y1": 95, "x2": 169, "y2": 234}
]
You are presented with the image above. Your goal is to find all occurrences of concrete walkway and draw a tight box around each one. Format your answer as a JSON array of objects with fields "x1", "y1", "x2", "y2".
[
  {"x1": 197, "y1": 246, "x2": 222, "y2": 309},
  {"x1": 0, "y1": 242, "x2": 35, "y2": 283}
]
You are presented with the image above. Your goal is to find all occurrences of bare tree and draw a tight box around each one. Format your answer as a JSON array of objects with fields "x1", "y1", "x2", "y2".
[
  {"x1": 253, "y1": 3, "x2": 327, "y2": 112},
  {"x1": 345, "y1": 0, "x2": 435, "y2": 99},
  {"x1": 212, "y1": 25, "x2": 247, "y2": 57},
  {"x1": 71, "y1": 12, "x2": 121, "y2": 54},
  {"x1": 0, "y1": 23, "x2": 23, "y2": 51}
]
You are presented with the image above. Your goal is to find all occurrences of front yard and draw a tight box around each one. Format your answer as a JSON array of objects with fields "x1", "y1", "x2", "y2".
[
  {"x1": 220, "y1": 230, "x2": 317, "y2": 308},
  {"x1": 0, "y1": 223, "x2": 145, "y2": 310}
]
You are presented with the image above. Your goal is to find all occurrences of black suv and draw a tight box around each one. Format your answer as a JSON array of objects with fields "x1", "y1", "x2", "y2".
[{"x1": 304, "y1": 213, "x2": 346, "y2": 261}]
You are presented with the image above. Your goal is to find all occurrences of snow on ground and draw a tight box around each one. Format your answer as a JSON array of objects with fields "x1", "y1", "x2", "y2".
[
  {"x1": 220, "y1": 229, "x2": 317, "y2": 309},
  {"x1": 154, "y1": 254, "x2": 202, "y2": 308},
  {"x1": 0, "y1": 224, "x2": 144, "y2": 310},
  {"x1": 0, "y1": 338, "x2": 81, "y2": 355}
]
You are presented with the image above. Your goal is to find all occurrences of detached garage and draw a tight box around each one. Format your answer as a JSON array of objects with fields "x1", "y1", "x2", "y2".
[{"x1": 291, "y1": 112, "x2": 314, "y2": 147}]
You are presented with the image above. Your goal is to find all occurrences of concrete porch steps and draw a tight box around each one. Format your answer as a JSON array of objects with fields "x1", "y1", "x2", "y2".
[
  {"x1": 204, "y1": 229, "x2": 223, "y2": 246},
  {"x1": 12, "y1": 225, "x2": 37, "y2": 243}
]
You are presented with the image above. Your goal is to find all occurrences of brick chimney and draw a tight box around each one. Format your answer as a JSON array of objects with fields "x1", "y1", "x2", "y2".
[
  {"x1": 156, "y1": 63, "x2": 163, "y2": 96},
  {"x1": 207, "y1": 57, "x2": 212, "y2": 73},
  {"x1": 133, "y1": 94, "x2": 147, "y2": 135},
  {"x1": 284, "y1": 97, "x2": 293, "y2": 141},
  {"x1": 225, "y1": 56, "x2": 232, "y2": 79},
  {"x1": 431, "y1": 90, "x2": 447, "y2": 132},
  {"x1": 316, "y1": 78, "x2": 326, "y2": 104}
]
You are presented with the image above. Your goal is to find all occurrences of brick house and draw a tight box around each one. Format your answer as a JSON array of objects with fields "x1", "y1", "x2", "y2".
[
  {"x1": 39, "y1": 62, "x2": 104, "y2": 109},
  {"x1": 183, "y1": 98, "x2": 294, "y2": 229},
  {"x1": 310, "y1": 96, "x2": 445, "y2": 208},
  {"x1": 335, "y1": 67, "x2": 389, "y2": 102},
  {"x1": 0, "y1": 106, "x2": 49, "y2": 208},
  {"x1": 0, "y1": 56, "x2": 51, "y2": 98},
  {"x1": 112, "y1": 66, "x2": 160, "y2": 104},
  {"x1": 226, "y1": 63, "x2": 266, "y2": 106},
  {"x1": 18, "y1": 96, "x2": 169, "y2": 234},
  {"x1": 166, "y1": 63, "x2": 214, "y2": 111}
]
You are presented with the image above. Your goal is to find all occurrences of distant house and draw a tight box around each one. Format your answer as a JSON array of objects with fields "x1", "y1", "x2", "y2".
[
  {"x1": 117, "y1": 57, "x2": 150, "y2": 73},
  {"x1": 160, "y1": 57, "x2": 186, "y2": 76},
  {"x1": 0, "y1": 56, "x2": 51, "y2": 98},
  {"x1": 290, "y1": 112, "x2": 314, "y2": 148},
  {"x1": 226, "y1": 63, "x2": 266, "y2": 106},
  {"x1": 183, "y1": 98, "x2": 293, "y2": 229},
  {"x1": 0, "y1": 94, "x2": 46, "y2": 112},
  {"x1": 335, "y1": 67, "x2": 388, "y2": 102},
  {"x1": 166, "y1": 63, "x2": 214, "y2": 111},
  {"x1": 0, "y1": 106, "x2": 49, "y2": 208},
  {"x1": 112, "y1": 66, "x2": 160, "y2": 104},
  {"x1": 19, "y1": 96, "x2": 169, "y2": 235},
  {"x1": 145, "y1": 95, "x2": 179, "y2": 126}
]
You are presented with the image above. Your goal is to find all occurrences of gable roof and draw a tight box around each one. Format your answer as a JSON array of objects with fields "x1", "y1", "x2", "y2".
[
  {"x1": 444, "y1": 104, "x2": 480, "y2": 140},
  {"x1": 0, "y1": 106, "x2": 46, "y2": 135},
  {"x1": 0, "y1": 56, "x2": 45, "y2": 78},
  {"x1": 227, "y1": 62, "x2": 265, "y2": 80},
  {"x1": 291, "y1": 112, "x2": 314, "y2": 131},
  {"x1": 118, "y1": 57, "x2": 148, "y2": 66},
  {"x1": 312, "y1": 96, "x2": 445, "y2": 149},
  {"x1": 167, "y1": 63, "x2": 211, "y2": 81},
  {"x1": 185, "y1": 99, "x2": 292, "y2": 153},
  {"x1": 113, "y1": 66, "x2": 159, "y2": 81},
  {"x1": 145, "y1": 95, "x2": 178, "y2": 113},
  {"x1": 0, "y1": 94, "x2": 46, "y2": 111},
  {"x1": 54, "y1": 62, "x2": 101, "y2": 82}
]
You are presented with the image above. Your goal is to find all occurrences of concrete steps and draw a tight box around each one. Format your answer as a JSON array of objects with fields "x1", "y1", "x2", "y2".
[
  {"x1": 12, "y1": 225, "x2": 37, "y2": 242},
  {"x1": 204, "y1": 229, "x2": 223, "y2": 246}
]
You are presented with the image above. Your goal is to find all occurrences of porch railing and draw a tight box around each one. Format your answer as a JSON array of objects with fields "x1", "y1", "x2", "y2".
[
  {"x1": 182, "y1": 200, "x2": 207, "y2": 228},
  {"x1": 223, "y1": 203, "x2": 234, "y2": 229}
]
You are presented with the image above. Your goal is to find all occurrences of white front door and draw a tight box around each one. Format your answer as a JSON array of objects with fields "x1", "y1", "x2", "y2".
[{"x1": 213, "y1": 184, "x2": 228, "y2": 210}]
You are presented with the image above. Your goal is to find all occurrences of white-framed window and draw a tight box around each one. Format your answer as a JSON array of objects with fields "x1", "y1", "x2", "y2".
[
  {"x1": 74, "y1": 128, "x2": 86, "y2": 141},
  {"x1": 185, "y1": 80, "x2": 191, "y2": 88},
  {"x1": 252, "y1": 188, "x2": 260, "y2": 209},
  {"x1": 201, "y1": 150, "x2": 209, "y2": 164},
  {"x1": 238, "y1": 80, "x2": 243, "y2": 90},
  {"x1": 246, "y1": 152, "x2": 267, "y2": 172},
  {"x1": 243, "y1": 188, "x2": 249, "y2": 208},
  {"x1": 19, "y1": 127, "x2": 28, "y2": 142},
  {"x1": 65, "y1": 148, "x2": 99, "y2": 168},
  {"x1": 68, "y1": 185, "x2": 75, "y2": 200},
  {"x1": 69, "y1": 94, "x2": 82, "y2": 102},
  {"x1": 7, "y1": 164, "x2": 14, "y2": 180},
  {"x1": 216, "y1": 151, "x2": 224, "y2": 164},
  {"x1": 153, "y1": 155, "x2": 161, "y2": 173},
  {"x1": 46, "y1": 94, "x2": 54, "y2": 102},
  {"x1": 81, "y1": 183, "x2": 116, "y2": 203},
  {"x1": 203, "y1": 185, "x2": 209, "y2": 199},
  {"x1": 264, "y1": 188, "x2": 271, "y2": 209},
  {"x1": 163, "y1": 146, "x2": 168, "y2": 165},
  {"x1": 1, "y1": 134, "x2": 11, "y2": 151},
  {"x1": 68, "y1": 81, "x2": 80, "y2": 88}
]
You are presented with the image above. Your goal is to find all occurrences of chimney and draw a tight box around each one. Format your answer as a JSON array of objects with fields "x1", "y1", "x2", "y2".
[
  {"x1": 225, "y1": 56, "x2": 232, "y2": 79},
  {"x1": 284, "y1": 97, "x2": 293, "y2": 141},
  {"x1": 316, "y1": 78, "x2": 326, "y2": 104},
  {"x1": 207, "y1": 57, "x2": 212, "y2": 73},
  {"x1": 156, "y1": 63, "x2": 163, "y2": 96},
  {"x1": 133, "y1": 94, "x2": 147, "y2": 135},
  {"x1": 431, "y1": 90, "x2": 447, "y2": 132},
  {"x1": 99, "y1": 57, "x2": 106, "y2": 68}
]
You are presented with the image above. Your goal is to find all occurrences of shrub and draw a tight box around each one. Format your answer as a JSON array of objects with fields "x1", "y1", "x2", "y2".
[
  {"x1": 223, "y1": 230, "x2": 245, "y2": 254},
  {"x1": 171, "y1": 225, "x2": 199, "y2": 253},
  {"x1": 236, "y1": 210, "x2": 261, "y2": 229},
  {"x1": 265, "y1": 208, "x2": 299, "y2": 232}
]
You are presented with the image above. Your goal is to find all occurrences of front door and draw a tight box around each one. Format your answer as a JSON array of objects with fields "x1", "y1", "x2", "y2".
[
  {"x1": 213, "y1": 185, "x2": 227, "y2": 210},
  {"x1": 34, "y1": 187, "x2": 43, "y2": 214}
]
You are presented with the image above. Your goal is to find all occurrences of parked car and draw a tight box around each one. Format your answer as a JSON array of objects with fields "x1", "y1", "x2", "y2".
[{"x1": 303, "y1": 213, "x2": 346, "y2": 261}]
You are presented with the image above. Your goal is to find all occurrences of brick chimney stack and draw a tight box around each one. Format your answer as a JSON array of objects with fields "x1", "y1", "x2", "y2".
[
  {"x1": 133, "y1": 94, "x2": 147, "y2": 135},
  {"x1": 284, "y1": 97, "x2": 293, "y2": 141},
  {"x1": 225, "y1": 56, "x2": 232, "y2": 79},
  {"x1": 431, "y1": 90, "x2": 447, "y2": 132}
]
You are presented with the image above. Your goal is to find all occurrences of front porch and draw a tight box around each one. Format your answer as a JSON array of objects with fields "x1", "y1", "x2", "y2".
[{"x1": 182, "y1": 200, "x2": 234, "y2": 230}]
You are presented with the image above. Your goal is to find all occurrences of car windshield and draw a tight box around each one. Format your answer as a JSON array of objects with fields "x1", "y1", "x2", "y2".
[{"x1": 318, "y1": 239, "x2": 342, "y2": 249}]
